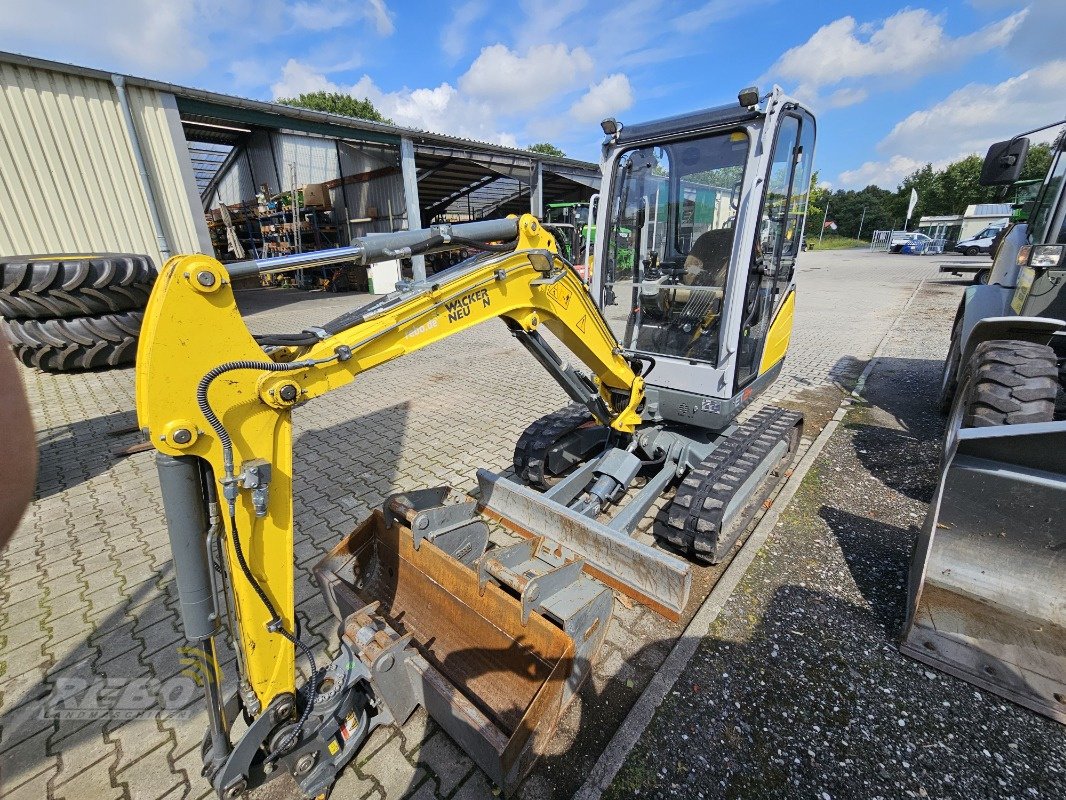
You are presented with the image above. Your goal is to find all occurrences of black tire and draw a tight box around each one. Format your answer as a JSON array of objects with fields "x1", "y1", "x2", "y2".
[
  {"x1": 957, "y1": 340, "x2": 1057, "y2": 428},
  {"x1": 3, "y1": 310, "x2": 143, "y2": 371},
  {"x1": 938, "y1": 315, "x2": 963, "y2": 413},
  {"x1": 1056, "y1": 361, "x2": 1066, "y2": 422},
  {"x1": 0, "y1": 254, "x2": 156, "y2": 320},
  {"x1": 965, "y1": 246, "x2": 980, "y2": 256},
  {"x1": 513, "y1": 404, "x2": 603, "y2": 489},
  {"x1": 972, "y1": 269, "x2": 990, "y2": 285}
]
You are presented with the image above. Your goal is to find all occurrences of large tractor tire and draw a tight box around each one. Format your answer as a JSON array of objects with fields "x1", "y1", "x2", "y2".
[
  {"x1": 954, "y1": 340, "x2": 1057, "y2": 428},
  {"x1": 3, "y1": 310, "x2": 143, "y2": 371},
  {"x1": 0, "y1": 254, "x2": 155, "y2": 320},
  {"x1": 1057, "y1": 362, "x2": 1066, "y2": 422}
]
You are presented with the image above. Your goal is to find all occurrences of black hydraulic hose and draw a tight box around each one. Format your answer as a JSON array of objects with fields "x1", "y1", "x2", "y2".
[
  {"x1": 227, "y1": 508, "x2": 318, "y2": 759},
  {"x1": 254, "y1": 332, "x2": 321, "y2": 347},
  {"x1": 195, "y1": 354, "x2": 340, "y2": 756}
]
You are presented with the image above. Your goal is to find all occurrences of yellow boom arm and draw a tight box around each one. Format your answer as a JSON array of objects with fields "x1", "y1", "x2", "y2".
[{"x1": 136, "y1": 215, "x2": 642, "y2": 710}]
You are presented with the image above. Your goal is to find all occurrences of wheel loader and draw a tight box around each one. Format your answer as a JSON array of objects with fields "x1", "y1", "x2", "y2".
[
  {"x1": 905, "y1": 122, "x2": 1066, "y2": 723},
  {"x1": 136, "y1": 86, "x2": 816, "y2": 798}
]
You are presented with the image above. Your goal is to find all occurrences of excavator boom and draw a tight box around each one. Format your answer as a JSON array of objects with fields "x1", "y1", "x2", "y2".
[{"x1": 135, "y1": 214, "x2": 668, "y2": 797}]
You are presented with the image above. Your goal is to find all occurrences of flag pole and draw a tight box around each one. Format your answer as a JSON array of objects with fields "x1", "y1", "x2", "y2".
[{"x1": 819, "y1": 200, "x2": 830, "y2": 245}]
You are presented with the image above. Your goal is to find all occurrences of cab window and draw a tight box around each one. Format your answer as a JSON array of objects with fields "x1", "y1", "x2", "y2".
[{"x1": 604, "y1": 130, "x2": 749, "y2": 366}]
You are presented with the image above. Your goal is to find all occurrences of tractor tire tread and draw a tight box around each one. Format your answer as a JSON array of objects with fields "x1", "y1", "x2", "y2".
[
  {"x1": 3, "y1": 310, "x2": 143, "y2": 372},
  {"x1": 0, "y1": 254, "x2": 156, "y2": 320},
  {"x1": 961, "y1": 340, "x2": 1057, "y2": 428}
]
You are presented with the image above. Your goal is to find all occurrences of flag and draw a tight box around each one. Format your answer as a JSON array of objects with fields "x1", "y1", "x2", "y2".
[{"x1": 906, "y1": 188, "x2": 918, "y2": 221}]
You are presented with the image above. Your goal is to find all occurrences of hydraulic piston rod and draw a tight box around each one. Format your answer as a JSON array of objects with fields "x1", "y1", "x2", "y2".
[{"x1": 223, "y1": 218, "x2": 522, "y2": 279}]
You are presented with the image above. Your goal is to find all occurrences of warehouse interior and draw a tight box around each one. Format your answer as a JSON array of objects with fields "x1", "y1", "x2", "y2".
[{"x1": 176, "y1": 97, "x2": 598, "y2": 286}]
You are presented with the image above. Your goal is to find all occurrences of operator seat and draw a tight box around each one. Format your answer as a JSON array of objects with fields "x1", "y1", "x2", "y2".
[{"x1": 682, "y1": 228, "x2": 732, "y2": 286}]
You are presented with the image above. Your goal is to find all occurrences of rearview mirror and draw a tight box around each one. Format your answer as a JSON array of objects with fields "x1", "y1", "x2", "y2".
[{"x1": 980, "y1": 137, "x2": 1030, "y2": 186}]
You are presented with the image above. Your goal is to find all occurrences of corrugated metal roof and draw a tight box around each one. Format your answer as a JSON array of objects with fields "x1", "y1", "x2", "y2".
[
  {"x1": 967, "y1": 203, "x2": 1013, "y2": 217},
  {"x1": 0, "y1": 50, "x2": 600, "y2": 175}
]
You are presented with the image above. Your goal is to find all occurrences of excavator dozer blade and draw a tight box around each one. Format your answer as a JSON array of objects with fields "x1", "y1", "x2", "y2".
[
  {"x1": 902, "y1": 421, "x2": 1066, "y2": 724},
  {"x1": 314, "y1": 490, "x2": 612, "y2": 794}
]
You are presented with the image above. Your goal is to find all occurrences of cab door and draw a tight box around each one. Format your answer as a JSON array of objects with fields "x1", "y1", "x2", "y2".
[{"x1": 734, "y1": 112, "x2": 815, "y2": 390}]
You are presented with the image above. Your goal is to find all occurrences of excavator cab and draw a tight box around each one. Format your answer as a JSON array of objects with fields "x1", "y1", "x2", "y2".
[{"x1": 594, "y1": 91, "x2": 816, "y2": 427}]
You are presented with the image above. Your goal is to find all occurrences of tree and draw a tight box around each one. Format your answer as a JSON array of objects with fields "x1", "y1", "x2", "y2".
[
  {"x1": 276, "y1": 91, "x2": 392, "y2": 124},
  {"x1": 527, "y1": 142, "x2": 566, "y2": 157},
  {"x1": 1020, "y1": 142, "x2": 1053, "y2": 181},
  {"x1": 805, "y1": 171, "x2": 830, "y2": 236}
]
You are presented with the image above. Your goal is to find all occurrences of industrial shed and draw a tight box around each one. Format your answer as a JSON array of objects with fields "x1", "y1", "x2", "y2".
[{"x1": 0, "y1": 51, "x2": 599, "y2": 282}]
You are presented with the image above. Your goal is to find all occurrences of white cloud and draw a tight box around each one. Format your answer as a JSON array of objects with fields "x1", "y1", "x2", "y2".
[
  {"x1": 459, "y1": 43, "x2": 593, "y2": 112},
  {"x1": 0, "y1": 0, "x2": 208, "y2": 75},
  {"x1": 269, "y1": 60, "x2": 519, "y2": 145},
  {"x1": 354, "y1": 75, "x2": 518, "y2": 145},
  {"x1": 271, "y1": 59, "x2": 340, "y2": 98},
  {"x1": 569, "y1": 74, "x2": 634, "y2": 125},
  {"x1": 440, "y1": 0, "x2": 489, "y2": 61},
  {"x1": 290, "y1": 0, "x2": 394, "y2": 34},
  {"x1": 767, "y1": 7, "x2": 1028, "y2": 105},
  {"x1": 838, "y1": 155, "x2": 927, "y2": 191},
  {"x1": 837, "y1": 60, "x2": 1066, "y2": 189},
  {"x1": 880, "y1": 59, "x2": 1066, "y2": 160},
  {"x1": 512, "y1": 1, "x2": 588, "y2": 51},
  {"x1": 1008, "y1": 0, "x2": 1066, "y2": 68},
  {"x1": 824, "y1": 87, "x2": 868, "y2": 109}
]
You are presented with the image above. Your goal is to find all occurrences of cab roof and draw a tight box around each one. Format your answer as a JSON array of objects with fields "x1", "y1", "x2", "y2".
[{"x1": 612, "y1": 102, "x2": 763, "y2": 146}]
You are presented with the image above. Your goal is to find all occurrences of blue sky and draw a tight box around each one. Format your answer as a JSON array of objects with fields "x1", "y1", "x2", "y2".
[{"x1": 1, "y1": 1, "x2": 1062, "y2": 190}]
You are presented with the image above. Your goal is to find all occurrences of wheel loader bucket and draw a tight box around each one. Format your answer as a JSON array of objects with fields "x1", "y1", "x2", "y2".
[
  {"x1": 314, "y1": 490, "x2": 612, "y2": 794},
  {"x1": 902, "y1": 421, "x2": 1066, "y2": 723}
]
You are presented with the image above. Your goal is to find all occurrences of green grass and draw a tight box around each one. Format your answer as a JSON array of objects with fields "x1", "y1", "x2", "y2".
[{"x1": 807, "y1": 235, "x2": 867, "y2": 250}]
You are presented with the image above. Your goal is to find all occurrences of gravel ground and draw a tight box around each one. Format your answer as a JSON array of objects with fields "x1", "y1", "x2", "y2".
[{"x1": 605, "y1": 276, "x2": 1066, "y2": 799}]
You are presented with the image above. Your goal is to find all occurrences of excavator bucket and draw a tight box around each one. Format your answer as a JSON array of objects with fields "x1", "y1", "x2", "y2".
[
  {"x1": 314, "y1": 489, "x2": 613, "y2": 793},
  {"x1": 902, "y1": 421, "x2": 1066, "y2": 723}
]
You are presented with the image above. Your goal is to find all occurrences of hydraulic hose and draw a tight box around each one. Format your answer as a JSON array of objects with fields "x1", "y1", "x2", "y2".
[{"x1": 195, "y1": 352, "x2": 342, "y2": 757}]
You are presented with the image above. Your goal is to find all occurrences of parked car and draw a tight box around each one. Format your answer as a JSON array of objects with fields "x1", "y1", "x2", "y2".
[
  {"x1": 890, "y1": 232, "x2": 932, "y2": 253},
  {"x1": 900, "y1": 233, "x2": 943, "y2": 255},
  {"x1": 953, "y1": 225, "x2": 1005, "y2": 256}
]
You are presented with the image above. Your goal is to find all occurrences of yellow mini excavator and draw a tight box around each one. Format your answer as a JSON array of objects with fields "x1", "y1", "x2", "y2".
[{"x1": 137, "y1": 86, "x2": 816, "y2": 797}]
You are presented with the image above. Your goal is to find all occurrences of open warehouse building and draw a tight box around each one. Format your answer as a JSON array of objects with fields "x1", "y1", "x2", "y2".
[{"x1": 0, "y1": 51, "x2": 599, "y2": 286}]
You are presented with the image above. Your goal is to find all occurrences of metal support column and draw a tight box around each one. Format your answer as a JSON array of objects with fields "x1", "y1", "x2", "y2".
[
  {"x1": 531, "y1": 160, "x2": 544, "y2": 220},
  {"x1": 399, "y1": 137, "x2": 426, "y2": 281}
]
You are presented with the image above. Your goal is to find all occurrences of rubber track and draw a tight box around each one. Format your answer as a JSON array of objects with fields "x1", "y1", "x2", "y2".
[
  {"x1": 964, "y1": 340, "x2": 1057, "y2": 427},
  {"x1": 513, "y1": 403, "x2": 597, "y2": 489},
  {"x1": 658, "y1": 406, "x2": 802, "y2": 563},
  {"x1": 0, "y1": 254, "x2": 155, "y2": 320},
  {"x1": 4, "y1": 310, "x2": 143, "y2": 371}
]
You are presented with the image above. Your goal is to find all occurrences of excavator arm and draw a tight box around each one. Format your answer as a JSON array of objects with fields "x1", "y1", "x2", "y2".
[{"x1": 136, "y1": 215, "x2": 643, "y2": 712}]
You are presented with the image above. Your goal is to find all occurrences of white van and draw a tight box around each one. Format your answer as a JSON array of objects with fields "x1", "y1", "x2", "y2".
[{"x1": 954, "y1": 225, "x2": 1005, "y2": 256}]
